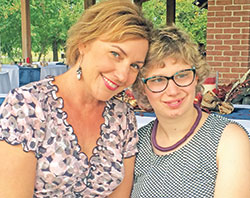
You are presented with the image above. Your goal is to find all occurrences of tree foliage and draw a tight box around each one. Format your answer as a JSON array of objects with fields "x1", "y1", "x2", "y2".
[
  {"x1": 175, "y1": 0, "x2": 207, "y2": 45},
  {"x1": 0, "y1": 0, "x2": 83, "y2": 62},
  {"x1": 142, "y1": 0, "x2": 207, "y2": 45},
  {"x1": 0, "y1": 0, "x2": 22, "y2": 61},
  {"x1": 30, "y1": 0, "x2": 83, "y2": 61},
  {"x1": 0, "y1": 0, "x2": 207, "y2": 62}
]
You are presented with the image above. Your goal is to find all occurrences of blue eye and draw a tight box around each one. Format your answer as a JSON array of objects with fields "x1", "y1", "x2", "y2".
[
  {"x1": 130, "y1": 63, "x2": 140, "y2": 70},
  {"x1": 111, "y1": 51, "x2": 119, "y2": 58},
  {"x1": 150, "y1": 77, "x2": 165, "y2": 83},
  {"x1": 175, "y1": 71, "x2": 190, "y2": 79}
]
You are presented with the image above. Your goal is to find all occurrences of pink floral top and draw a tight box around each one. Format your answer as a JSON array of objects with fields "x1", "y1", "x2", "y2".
[{"x1": 0, "y1": 77, "x2": 138, "y2": 197}]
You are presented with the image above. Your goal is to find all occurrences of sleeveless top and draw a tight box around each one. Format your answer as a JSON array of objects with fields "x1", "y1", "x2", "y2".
[
  {"x1": 0, "y1": 77, "x2": 138, "y2": 197},
  {"x1": 131, "y1": 114, "x2": 249, "y2": 198}
]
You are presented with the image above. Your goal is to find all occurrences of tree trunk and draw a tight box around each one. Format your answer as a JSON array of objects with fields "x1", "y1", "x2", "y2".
[
  {"x1": 84, "y1": 0, "x2": 96, "y2": 9},
  {"x1": 38, "y1": 44, "x2": 46, "y2": 62},
  {"x1": 134, "y1": 0, "x2": 150, "y2": 7},
  {"x1": 52, "y1": 40, "x2": 58, "y2": 61}
]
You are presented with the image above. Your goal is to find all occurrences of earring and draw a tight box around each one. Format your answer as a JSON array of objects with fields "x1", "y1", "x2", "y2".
[{"x1": 76, "y1": 66, "x2": 82, "y2": 80}]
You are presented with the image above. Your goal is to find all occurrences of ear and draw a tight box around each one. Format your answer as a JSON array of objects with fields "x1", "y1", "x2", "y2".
[{"x1": 78, "y1": 43, "x2": 87, "y2": 55}]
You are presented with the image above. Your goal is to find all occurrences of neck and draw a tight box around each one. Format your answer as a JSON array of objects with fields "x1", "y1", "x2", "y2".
[
  {"x1": 54, "y1": 70, "x2": 104, "y2": 108},
  {"x1": 151, "y1": 104, "x2": 202, "y2": 152},
  {"x1": 157, "y1": 106, "x2": 198, "y2": 137}
]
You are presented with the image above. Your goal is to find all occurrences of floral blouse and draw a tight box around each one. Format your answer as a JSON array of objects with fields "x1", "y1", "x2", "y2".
[{"x1": 0, "y1": 77, "x2": 138, "y2": 197}]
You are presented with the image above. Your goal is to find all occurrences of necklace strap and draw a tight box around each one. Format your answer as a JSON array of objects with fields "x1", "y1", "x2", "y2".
[{"x1": 151, "y1": 104, "x2": 202, "y2": 152}]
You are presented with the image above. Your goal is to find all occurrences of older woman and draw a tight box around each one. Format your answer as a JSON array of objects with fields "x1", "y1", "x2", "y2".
[
  {"x1": 131, "y1": 26, "x2": 250, "y2": 197},
  {"x1": 0, "y1": 0, "x2": 152, "y2": 197}
]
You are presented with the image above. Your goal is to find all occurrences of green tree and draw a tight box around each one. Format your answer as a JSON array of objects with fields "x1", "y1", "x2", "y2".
[
  {"x1": 0, "y1": 0, "x2": 83, "y2": 62},
  {"x1": 142, "y1": 0, "x2": 207, "y2": 45},
  {"x1": 0, "y1": 0, "x2": 22, "y2": 62},
  {"x1": 176, "y1": 0, "x2": 207, "y2": 45},
  {"x1": 0, "y1": 0, "x2": 207, "y2": 63},
  {"x1": 30, "y1": 0, "x2": 83, "y2": 61},
  {"x1": 142, "y1": 0, "x2": 166, "y2": 27}
]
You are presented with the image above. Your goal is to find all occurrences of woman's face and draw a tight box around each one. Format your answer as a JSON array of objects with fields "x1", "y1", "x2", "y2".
[
  {"x1": 144, "y1": 57, "x2": 198, "y2": 119},
  {"x1": 79, "y1": 37, "x2": 149, "y2": 101}
]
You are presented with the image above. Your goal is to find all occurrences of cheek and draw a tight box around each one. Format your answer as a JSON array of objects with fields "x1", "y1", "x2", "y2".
[
  {"x1": 186, "y1": 82, "x2": 197, "y2": 98},
  {"x1": 144, "y1": 89, "x2": 158, "y2": 104},
  {"x1": 126, "y1": 72, "x2": 139, "y2": 85}
]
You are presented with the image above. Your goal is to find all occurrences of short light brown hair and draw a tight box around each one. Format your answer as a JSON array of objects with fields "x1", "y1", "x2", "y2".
[
  {"x1": 66, "y1": 0, "x2": 153, "y2": 66},
  {"x1": 132, "y1": 26, "x2": 210, "y2": 111}
]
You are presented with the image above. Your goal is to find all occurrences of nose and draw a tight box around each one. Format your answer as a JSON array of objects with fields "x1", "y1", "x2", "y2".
[
  {"x1": 114, "y1": 64, "x2": 130, "y2": 83},
  {"x1": 164, "y1": 79, "x2": 180, "y2": 95}
]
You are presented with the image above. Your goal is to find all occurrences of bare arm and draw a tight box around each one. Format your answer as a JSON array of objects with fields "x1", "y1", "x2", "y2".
[
  {"x1": 0, "y1": 141, "x2": 37, "y2": 198},
  {"x1": 214, "y1": 124, "x2": 250, "y2": 198},
  {"x1": 108, "y1": 156, "x2": 136, "y2": 198}
]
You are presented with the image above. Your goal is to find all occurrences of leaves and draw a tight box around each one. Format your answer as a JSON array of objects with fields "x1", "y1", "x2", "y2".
[
  {"x1": 0, "y1": 0, "x2": 83, "y2": 62},
  {"x1": 142, "y1": 0, "x2": 207, "y2": 45},
  {"x1": 0, "y1": 0, "x2": 207, "y2": 62}
]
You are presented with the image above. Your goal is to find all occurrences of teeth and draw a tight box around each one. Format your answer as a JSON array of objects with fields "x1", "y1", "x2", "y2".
[{"x1": 103, "y1": 76, "x2": 118, "y2": 88}]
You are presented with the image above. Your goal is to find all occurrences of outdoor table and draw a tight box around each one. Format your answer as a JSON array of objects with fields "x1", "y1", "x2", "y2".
[
  {"x1": 19, "y1": 66, "x2": 41, "y2": 87},
  {"x1": 1, "y1": 64, "x2": 19, "y2": 89},
  {"x1": 0, "y1": 71, "x2": 12, "y2": 94},
  {"x1": 40, "y1": 64, "x2": 68, "y2": 80},
  {"x1": 0, "y1": 94, "x2": 7, "y2": 106}
]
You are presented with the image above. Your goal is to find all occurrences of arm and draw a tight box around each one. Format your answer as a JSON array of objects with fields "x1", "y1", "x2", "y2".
[
  {"x1": 214, "y1": 123, "x2": 250, "y2": 198},
  {"x1": 0, "y1": 141, "x2": 37, "y2": 198},
  {"x1": 108, "y1": 156, "x2": 136, "y2": 198}
]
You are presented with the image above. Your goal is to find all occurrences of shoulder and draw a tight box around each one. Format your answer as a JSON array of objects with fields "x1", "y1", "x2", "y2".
[
  {"x1": 215, "y1": 122, "x2": 250, "y2": 197},
  {"x1": 217, "y1": 121, "x2": 250, "y2": 166},
  {"x1": 108, "y1": 97, "x2": 136, "y2": 126},
  {"x1": 0, "y1": 78, "x2": 55, "y2": 118},
  {"x1": 0, "y1": 79, "x2": 55, "y2": 151},
  {"x1": 207, "y1": 113, "x2": 249, "y2": 139},
  {"x1": 4, "y1": 78, "x2": 54, "y2": 104},
  {"x1": 137, "y1": 120, "x2": 155, "y2": 140},
  {"x1": 110, "y1": 97, "x2": 134, "y2": 113},
  {"x1": 219, "y1": 123, "x2": 250, "y2": 150},
  {"x1": 202, "y1": 113, "x2": 247, "y2": 138}
]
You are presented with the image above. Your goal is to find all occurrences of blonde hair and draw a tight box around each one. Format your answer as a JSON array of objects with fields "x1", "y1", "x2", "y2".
[
  {"x1": 66, "y1": 0, "x2": 152, "y2": 66},
  {"x1": 132, "y1": 26, "x2": 210, "y2": 111}
]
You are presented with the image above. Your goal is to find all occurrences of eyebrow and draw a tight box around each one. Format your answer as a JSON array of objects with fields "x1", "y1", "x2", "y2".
[
  {"x1": 111, "y1": 45, "x2": 145, "y2": 65},
  {"x1": 112, "y1": 45, "x2": 127, "y2": 56},
  {"x1": 135, "y1": 60, "x2": 145, "y2": 65}
]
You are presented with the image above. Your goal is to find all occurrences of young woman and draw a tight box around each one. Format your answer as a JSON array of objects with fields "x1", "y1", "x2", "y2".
[
  {"x1": 131, "y1": 26, "x2": 250, "y2": 198},
  {"x1": 0, "y1": 0, "x2": 152, "y2": 197}
]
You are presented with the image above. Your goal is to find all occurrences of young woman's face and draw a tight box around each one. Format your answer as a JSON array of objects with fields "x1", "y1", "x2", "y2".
[
  {"x1": 79, "y1": 38, "x2": 149, "y2": 101},
  {"x1": 144, "y1": 57, "x2": 198, "y2": 119}
]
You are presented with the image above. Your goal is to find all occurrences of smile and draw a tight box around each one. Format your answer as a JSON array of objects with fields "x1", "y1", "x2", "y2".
[
  {"x1": 103, "y1": 76, "x2": 119, "y2": 91},
  {"x1": 165, "y1": 98, "x2": 183, "y2": 108}
]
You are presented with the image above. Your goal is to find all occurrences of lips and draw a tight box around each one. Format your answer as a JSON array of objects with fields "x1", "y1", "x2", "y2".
[
  {"x1": 102, "y1": 76, "x2": 119, "y2": 91},
  {"x1": 165, "y1": 99, "x2": 183, "y2": 108}
]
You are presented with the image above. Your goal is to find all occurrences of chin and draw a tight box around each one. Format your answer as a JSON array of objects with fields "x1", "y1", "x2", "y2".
[{"x1": 167, "y1": 112, "x2": 181, "y2": 119}]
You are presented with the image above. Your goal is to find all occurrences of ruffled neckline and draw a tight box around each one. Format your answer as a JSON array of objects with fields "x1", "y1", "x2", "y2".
[{"x1": 46, "y1": 77, "x2": 113, "y2": 165}]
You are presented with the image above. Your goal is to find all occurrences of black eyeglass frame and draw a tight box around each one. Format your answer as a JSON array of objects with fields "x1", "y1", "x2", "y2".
[{"x1": 141, "y1": 66, "x2": 196, "y2": 93}]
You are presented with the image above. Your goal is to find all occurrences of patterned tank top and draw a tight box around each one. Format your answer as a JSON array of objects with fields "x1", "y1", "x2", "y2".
[{"x1": 131, "y1": 114, "x2": 249, "y2": 198}]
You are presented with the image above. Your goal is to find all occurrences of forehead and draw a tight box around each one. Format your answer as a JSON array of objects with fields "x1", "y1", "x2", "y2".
[
  {"x1": 100, "y1": 32, "x2": 146, "y2": 43},
  {"x1": 143, "y1": 56, "x2": 190, "y2": 74}
]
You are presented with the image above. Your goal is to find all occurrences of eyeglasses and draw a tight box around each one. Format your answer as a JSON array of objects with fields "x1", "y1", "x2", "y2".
[{"x1": 142, "y1": 66, "x2": 196, "y2": 93}]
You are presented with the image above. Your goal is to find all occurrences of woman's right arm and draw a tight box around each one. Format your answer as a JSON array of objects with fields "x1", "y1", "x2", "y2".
[
  {"x1": 214, "y1": 123, "x2": 250, "y2": 198},
  {"x1": 0, "y1": 141, "x2": 37, "y2": 198}
]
